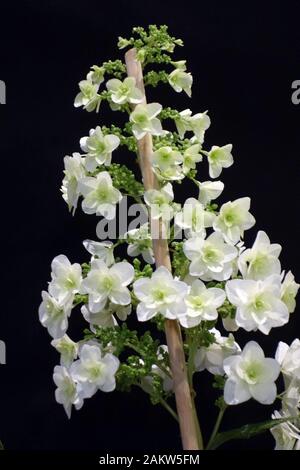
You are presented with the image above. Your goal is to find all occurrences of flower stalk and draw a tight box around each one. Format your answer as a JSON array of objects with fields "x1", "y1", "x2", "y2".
[{"x1": 125, "y1": 47, "x2": 202, "y2": 451}]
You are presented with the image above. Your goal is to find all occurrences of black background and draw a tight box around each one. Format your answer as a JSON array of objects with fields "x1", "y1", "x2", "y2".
[{"x1": 0, "y1": 0, "x2": 299, "y2": 451}]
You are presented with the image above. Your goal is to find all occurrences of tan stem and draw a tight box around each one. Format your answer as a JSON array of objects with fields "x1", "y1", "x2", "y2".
[{"x1": 125, "y1": 48, "x2": 202, "y2": 450}]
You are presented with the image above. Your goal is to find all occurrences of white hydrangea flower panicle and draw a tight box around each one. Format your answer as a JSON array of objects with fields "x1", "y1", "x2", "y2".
[
  {"x1": 40, "y1": 26, "x2": 299, "y2": 447},
  {"x1": 194, "y1": 329, "x2": 241, "y2": 375},
  {"x1": 81, "y1": 259, "x2": 134, "y2": 313},
  {"x1": 238, "y1": 231, "x2": 282, "y2": 280},
  {"x1": 179, "y1": 280, "x2": 226, "y2": 328},
  {"x1": 78, "y1": 171, "x2": 122, "y2": 219},
  {"x1": 226, "y1": 275, "x2": 289, "y2": 334},
  {"x1": 183, "y1": 231, "x2": 238, "y2": 281},
  {"x1": 130, "y1": 103, "x2": 164, "y2": 140},
  {"x1": 133, "y1": 266, "x2": 188, "y2": 321},
  {"x1": 48, "y1": 255, "x2": 82, "y2": 304},
  {"x1": 80, "y1": 126, "x2": 120, "y2": 171},
  {"x1": 70, "y1": 344, "x2": 120, "y2": 397},
  {"x1": 213, "y1": 197, "x2": 255, "y2": 244},
  {"x1": 223, "y1": 341, "x2": 280, "y2": 405},
  {"x1": 53, "y1": 366, "x2": 84, "y2": 419}
]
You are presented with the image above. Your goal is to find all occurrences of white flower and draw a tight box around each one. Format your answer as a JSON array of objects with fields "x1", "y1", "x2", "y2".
[
  {"x1": 130, "y1": 103, "x2": 164, "y2": 140},
  {"x1": 282, "y1": 379, "x2": 300, "y2": 416},
  {"x1": 86, "y1": 65, "x2": 105, "y2": 85},
  {"x1": 238, "y1": 231, "x2": 282, "y2": 280},
  {"x1": 83, "y1": 239, "x2": 114, "y2": 266},
  {"x1": 79, "y1": 171, "x2": 122, "y2": 219},
  {"x1": 106, "y1": 77, "x2": 143, "y2": 105},
  {"x1": 184, "y1": 231, "x2": 238, "y2": 281},
  {"x1": 144, "y1": 183, "x2": 174, "y2": 220},
  {"x1": 48, "y1": 255, "x2": 82, "y2": 303},
  {"x1": 125, "y1": 223, "x2": 154, "y2": 264},
  {"x1": 74, "y1": 79, "x2": 100, "y2": 112},
  {"x1": 51, "y1": 335, "x2": 78, "y2": 367},
  {"x1": 81, "y1": 302, "x2": 131, "y2": 330},
  {"x1": 175, "y1": 198, "x2": 215, "y2": 238},
  {"x1": 281, "y1": 271, "x2": 299, "y2": 313},
  {"x1": 80, "y1": 126, "x2": 120, "y2": 171},
  {"x1": 81, "y1": 304, "x2": 117, "y2": 329},
  {"x1": 81, "y1": 259, "x2": 134, "y2": 313},
  {"x1": 182, "y1": 144, "x2": 203, "y2": 174},
  {"x1": 168, "y1": 69, "x2": 193, "y2": 97},
  {"x1": 271, "y1": 410, "x2": 300, "y2": 450},
  {"x1": 226, "y1": 275, "x2": 289, "y2": 334},
  {"x1": 179, "y1": 280, "x2": 225, "y2": 328},
  {"x1": 61, "y1": 153, "x2": 86, "y2": 212},
  {"x1": 175, "y1": 109, "x2": 211, "y2": 143},
  {"x1": 152, "y1": 146, "x2": 183, "y2": 172},
  {"x1": 198, "y1": 180, "x2": 224, "y2": 206},
  {"x1": 223, "y1": 341, "x2": 280, "y2": 405},
  {"x1": 206, "y1": 144, "x2": 233, "y2": 178},
  {"x1": 133, "y1": 266, "x2": 188, "y2": 321},
  {"x1": 154, "y1": 165, "x2": 185, "y2": 182},
  {"x1": 70, "y1": 344, "x2": 119, "y2": 397},
  {"x1": 39, "y1": 291, "x2": 72, "y2": 339},
  {"x1": 194, "y1": 329, "x2": 240, "y2": 375},
  {"x1": 276, "y1": 339, "x2": 300, "y2": 385},
  {"x1": 213, "y1": 197, "x2": 256, "y2": 244},
  {"x1": 53, "y1": 366, "x2": 84, "y2": 418}
]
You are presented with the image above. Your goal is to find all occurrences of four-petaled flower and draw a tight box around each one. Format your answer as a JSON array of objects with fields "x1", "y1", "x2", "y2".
[
  {"x1": 70, "y1": 344, "x2": 120, "y2": 397},
  {"x1": 79, "y1": 171, "x2": 122, "y2": 219},
  {"x1": 39, "y1": 291, "x2": 72, "y2": 339},
  {"x1": 198, "y1": 180, "x2": 224, "y2": 206},
  {"x1": 74, "y1": 80, "x2": 100, "y2": 112},
  {"x1": 53, "y1": 365, "x2": 84, "y2": 418},
  {"x1": 168, "y1": 68, "x2": 193, "y2": 97},
  {"x1": 133, "y1": 266, "x2": 188, "y2": 321},
  {"x1": 144, "y1": 183, "x2": 174, "y2": 220},
  {"x1": 80, "y1": 126, "x2": 120, "y2": 171},
  {"x1": 213, "y1": 197, "x2": 256, "y2": 244},
  {"x1": 48, "y1": 255, "x2": 82, "y2": 304},
  {"x1": 81, "y1": 259, "x2": 134, "y2": 313},
  {"x1": 238, "y1": 230, "x2": 282, "y2": 280},
  {"x1": 223, "y1": 341, "x2": 280, "y2": 405},
  {"x1": 106, "y1": 77, "x2": 143, "y2": 106},
  {"x1": 226, "y1": 275, "x2": 289, "y2": 334},
  {"x1": 206, "y1": 144, "x2": 233, "y2": 178},
  {"x1": 184, "y1": 232, "x2": 238, "y2": 281},
  {"x1": 130, "y1": 103, "x2": 164, "y2": 140},
  {"x1": 179, "y1": 280, "x2": 225, "y2": 328}
]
